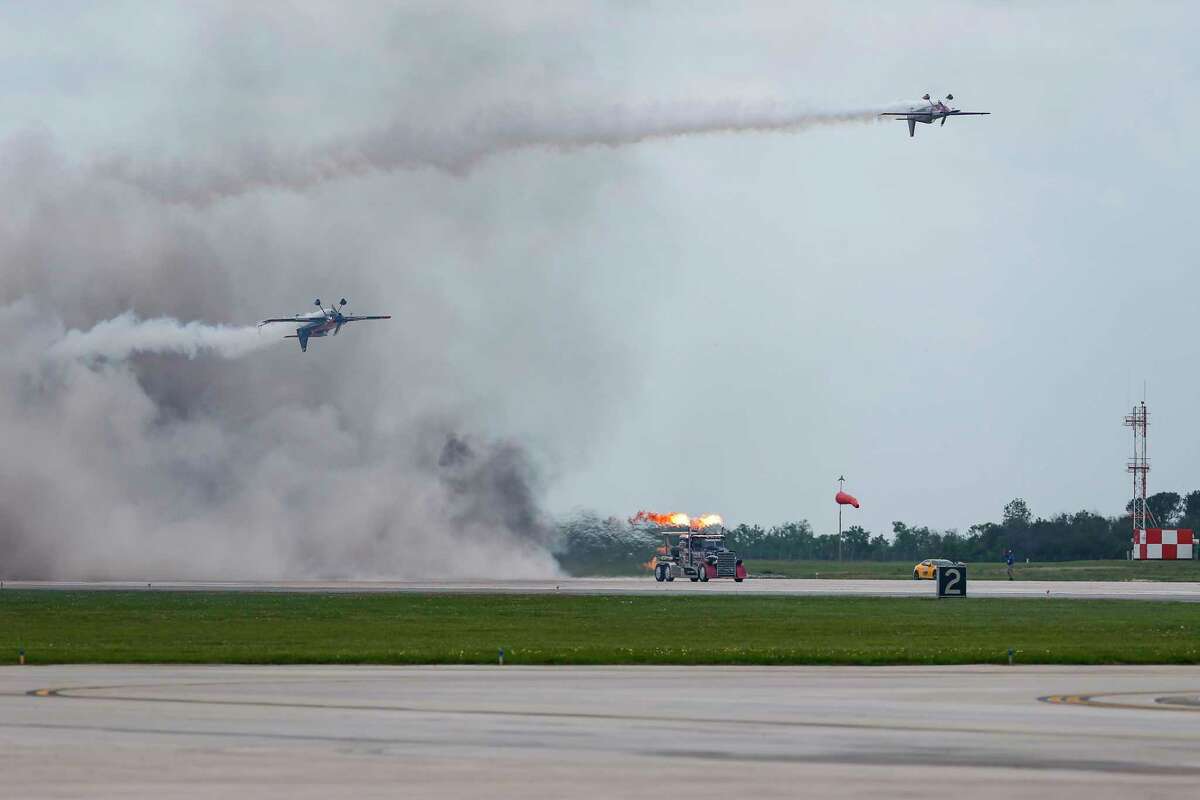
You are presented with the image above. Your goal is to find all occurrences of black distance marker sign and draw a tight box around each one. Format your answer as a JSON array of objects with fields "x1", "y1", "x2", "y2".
[{"x1": 936, "y1": 565, "x2": 967, "y2": 598}]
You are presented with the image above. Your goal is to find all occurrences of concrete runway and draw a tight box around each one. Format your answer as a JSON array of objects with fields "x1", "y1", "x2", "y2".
[
  {"x1": 7, "y1": 577, "x2": 1200, "y2": 600},
  {"x1": 2, "y1": 664, "x2": 1199, "y2": 799}
]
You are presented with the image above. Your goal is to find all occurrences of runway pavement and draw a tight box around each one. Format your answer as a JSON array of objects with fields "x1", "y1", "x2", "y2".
[
  {"x1": 2, "y1": 664, "x2": 1198, "y2": 798},
  {"x1": 6, "y1": 576, "x2": 1200, "y2": 600}
]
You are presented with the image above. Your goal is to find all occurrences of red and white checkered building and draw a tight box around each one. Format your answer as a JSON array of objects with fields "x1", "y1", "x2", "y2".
[{"x1": 1132, "y1": 529, "x2": 1194, "y2": 560}]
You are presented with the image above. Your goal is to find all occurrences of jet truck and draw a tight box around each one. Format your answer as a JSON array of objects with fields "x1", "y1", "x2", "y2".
[{"x1": 651, "y1": 525, "x2": 747, "y2": 583}]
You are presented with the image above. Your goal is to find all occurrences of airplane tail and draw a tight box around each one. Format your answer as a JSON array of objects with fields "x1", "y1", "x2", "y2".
[
  {"x1": 284, "y1": 332, "x2": 310, "y2": 352},
  {"x1": 908, "y1": 118, "x2": 916, "y2": 138}
]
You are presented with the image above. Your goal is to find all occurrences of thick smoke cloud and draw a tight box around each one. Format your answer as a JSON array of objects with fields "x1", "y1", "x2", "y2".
[
  {"x1": 0, "y1": 295, "x2": 564, "y2": 579},
  {"x1": 0, "y1": 106, "x2": 627, "y2": 580}
]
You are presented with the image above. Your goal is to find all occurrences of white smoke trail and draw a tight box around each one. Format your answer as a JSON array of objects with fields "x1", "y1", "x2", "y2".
[
  {"x1": 99, "y1": 100, "x2": 887, "y2": 205},
  {"x1": 49, "y1": 312, "x2": 277, "y2": 363}
]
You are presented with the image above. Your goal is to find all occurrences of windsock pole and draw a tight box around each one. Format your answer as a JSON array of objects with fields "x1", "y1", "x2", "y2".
[
  {"x1": 837, "y1": 476, "x2": 845, "y2": 561},
  {"x1": 835, "y1": 478, "x2": 861, "y2": 560}
]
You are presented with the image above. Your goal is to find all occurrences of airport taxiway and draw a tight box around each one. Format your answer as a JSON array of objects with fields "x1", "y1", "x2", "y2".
[
  {"x1": 6, "y1": 576, "x2": 1200, "y2": 600},
  {"x1": 1, "y1": 664, "x2": 1198, "y2": 798}
]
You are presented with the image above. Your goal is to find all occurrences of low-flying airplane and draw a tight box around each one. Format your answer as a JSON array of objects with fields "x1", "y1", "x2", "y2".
[
  {"x1": 258, "y1": 298, "x2": 391, "y2": 352},
  {"x1": 880, "y1": 93, "x2": 990, "y2": 137}
]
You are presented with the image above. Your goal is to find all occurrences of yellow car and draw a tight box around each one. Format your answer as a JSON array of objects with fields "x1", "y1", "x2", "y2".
[{"x1": 913, "y1": 558, "x2": 964, "y2": 580}]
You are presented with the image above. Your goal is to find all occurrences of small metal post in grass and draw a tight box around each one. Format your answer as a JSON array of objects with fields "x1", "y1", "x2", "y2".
[
  {"x1": 18, "y1": 647, "x2": 25, "y2": 666},
  {"x1": 498, "y1": 648, "x2": 504, "y2": 666},
  {"x1": 1007, "y1": 648, "x2": 1014, "y2": 666}
]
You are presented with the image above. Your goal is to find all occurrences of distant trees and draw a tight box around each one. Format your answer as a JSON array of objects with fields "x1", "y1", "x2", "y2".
[
  {"x1": 1002, "y1": 498, "x2": 1032, "y2": 528},
  {"x1": 1182, "y1": 491, "x2": 1200, "y2": 532},
  {"x1": 555, "y1": 491, "x2": 1200, "y2": 572},
  {"x1": 723, "y1": 505, "x2": 1137, "y2": 563},
  {"x1": 840, "y1": 525, "x2": 870, "y2": 560},
  {"x1": 1127, "y1": 491, "x2": 1184, "y2": 527}
]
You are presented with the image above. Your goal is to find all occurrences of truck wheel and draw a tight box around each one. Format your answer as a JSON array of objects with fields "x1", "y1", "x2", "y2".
[
  {"x1": 654, "y1": 565, "x2": 665, "y2": 582},
  {"x1": 913, "y1": 571, "x2": 920, "y2": 580},
  {"x1": 699, "y1": 567, "x2": 709, "y2": 583},
  {"x1": 689, "y1": 572, "x2": 699, "y2": 582},
  {"x1": 734, "y1": 578, "x2": 743, "y2": 583},
  {"x1": 666, "y1": 573, "x2": 675, "y2": 582}
]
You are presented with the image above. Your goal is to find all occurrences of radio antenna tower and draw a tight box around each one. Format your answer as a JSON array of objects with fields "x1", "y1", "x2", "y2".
[{"x1": 1124, "y1": 400, "x2": 1151, "y2": 533}]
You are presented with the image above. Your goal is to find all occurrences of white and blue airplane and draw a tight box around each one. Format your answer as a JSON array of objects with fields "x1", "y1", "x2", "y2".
[
  {"x1": 880, "y1": 93, "x2": 990, "y2": 137},
  {"x1": 259, "y1": 298, "x2": 391, "y2": 352}
]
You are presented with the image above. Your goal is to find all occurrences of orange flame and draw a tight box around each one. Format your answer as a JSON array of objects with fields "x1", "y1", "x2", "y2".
[
  {"x1": 631, "y1": 511, "x2": 724, "y2": 529},
  {"x1": 631, "y1": 510, "x2": 691, "y2": 527},
  {"x1": 642, "y1": 556, "x2": 658, "y2": 571}
]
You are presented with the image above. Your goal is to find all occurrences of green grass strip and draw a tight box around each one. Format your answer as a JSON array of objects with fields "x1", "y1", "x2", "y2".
[{"x1": 2, "y1": 591, "x2": 1198, "y2": 666}]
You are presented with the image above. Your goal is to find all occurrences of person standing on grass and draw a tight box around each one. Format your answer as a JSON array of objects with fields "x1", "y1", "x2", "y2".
[{"x1": 1004, "y1": 549, "x2": 1015, "y2": 580}]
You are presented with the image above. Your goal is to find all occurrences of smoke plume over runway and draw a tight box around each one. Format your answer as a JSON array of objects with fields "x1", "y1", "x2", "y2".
[
  {"x1": 0, "y1": 117, "x2": 592, "y2": 580},
  {"x1": 0, "y1": 5, "x2": 906, "y2": 583}
]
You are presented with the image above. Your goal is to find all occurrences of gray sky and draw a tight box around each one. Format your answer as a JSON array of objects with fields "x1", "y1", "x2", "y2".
[{"x1": 1, "y1": 2, "x2": 1198, "y2": 577}]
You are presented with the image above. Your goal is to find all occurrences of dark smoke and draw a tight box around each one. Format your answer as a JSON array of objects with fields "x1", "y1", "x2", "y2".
[{"x1": 438, "y1": 433, "x2": 556, "y2": 549}]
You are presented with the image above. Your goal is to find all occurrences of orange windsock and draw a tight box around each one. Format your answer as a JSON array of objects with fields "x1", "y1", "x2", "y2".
[{"x1": 835, "y1": 491, "x2": 860, "y2": 508}]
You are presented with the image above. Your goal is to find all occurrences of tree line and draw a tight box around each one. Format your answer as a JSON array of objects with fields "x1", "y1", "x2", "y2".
[{"x1": 554, "y1": 491, "x2": 1200, "y2": 571}]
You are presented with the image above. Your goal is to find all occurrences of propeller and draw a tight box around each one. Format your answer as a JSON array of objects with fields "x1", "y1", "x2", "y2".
[
  {"x1": 330, "y1": 297, "x2": 348, "y2": 330},
  {"x1": 314, "y1": 298, "x2": 321, "y2": 307},
  {"x1": 922, "y1": 93, "x2": 931, "y2": 101},
  {"x1": 946, "y1": 93, "x2": 954, "y2": 101}
]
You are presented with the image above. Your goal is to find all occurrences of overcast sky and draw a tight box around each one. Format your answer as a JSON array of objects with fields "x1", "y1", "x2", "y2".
[{"x1": 2, "y1": 2, "x2": 1197, "y2": 573}]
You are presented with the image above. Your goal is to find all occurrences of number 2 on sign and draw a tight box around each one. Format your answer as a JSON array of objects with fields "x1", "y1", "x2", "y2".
[{"x1": 944, "y1": 569, "x2": 962, "y2": 594}]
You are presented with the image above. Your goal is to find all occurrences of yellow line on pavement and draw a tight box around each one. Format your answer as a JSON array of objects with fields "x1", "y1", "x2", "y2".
[{"x1": 1040, "y1": 691, "x2": 1200, "y2": 712}]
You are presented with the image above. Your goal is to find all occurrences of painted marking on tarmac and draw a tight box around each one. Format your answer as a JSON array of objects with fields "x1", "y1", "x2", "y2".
[
  {"x1": 26, "y1": 682, "x2": 1198, "y2": 742},
  {"x1": 1040, "y1": 690, "x2": 1200, "y2": 712}
]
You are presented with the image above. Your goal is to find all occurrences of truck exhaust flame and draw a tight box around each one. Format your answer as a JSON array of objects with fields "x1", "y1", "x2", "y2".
[
  {"x1": 631, "y1": 511, "x2": 690, "y2": 526},
  {"x1": 631, "y1": 511, "x2": 724, "y2": 529}
]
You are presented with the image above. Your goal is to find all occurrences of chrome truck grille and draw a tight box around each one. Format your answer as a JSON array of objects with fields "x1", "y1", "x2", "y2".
[{"x1": 716, "y1": 552, "x2": 737, "y2": 577}]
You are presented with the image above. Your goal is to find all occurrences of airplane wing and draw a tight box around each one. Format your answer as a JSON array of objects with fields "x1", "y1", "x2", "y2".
[
  {"x1": 342, "y1": 315, "x2": 392, "y2": 322},
  {"x1": 948, "y1": 111, "x2": 991, "y2": 115},
  {"x1": 257, "y1": 317, "x2": 312, "y2": 326},
  {"x1": 878, "y1": 112, "x2": 914, "y2": 116}
]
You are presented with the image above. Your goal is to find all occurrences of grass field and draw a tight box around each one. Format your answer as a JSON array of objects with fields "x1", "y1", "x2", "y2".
[{"x1": 2, "y1": 590, "x2": 1198, "y2": 666}]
